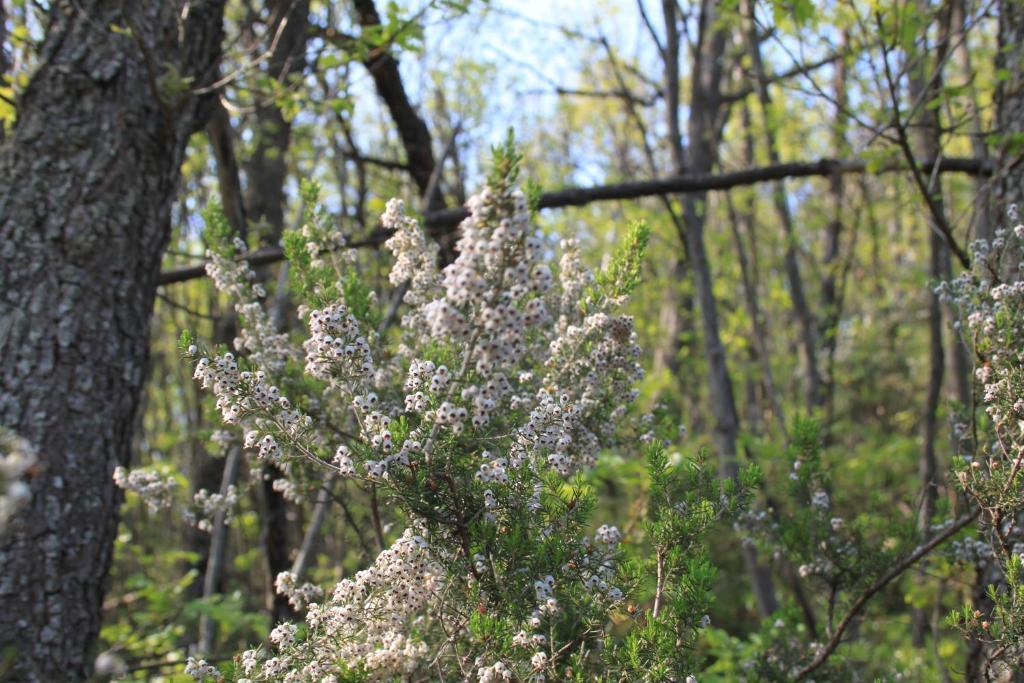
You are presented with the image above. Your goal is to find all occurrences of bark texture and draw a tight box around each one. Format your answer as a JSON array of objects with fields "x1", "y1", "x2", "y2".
[{"x1": 0, "y1": 2, "x2": 224, "y2": 679}]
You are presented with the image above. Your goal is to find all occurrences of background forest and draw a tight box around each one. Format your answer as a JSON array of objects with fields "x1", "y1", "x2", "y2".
[{"x1": 1, "y1": 0, "x2": 1023, "y2": 680}]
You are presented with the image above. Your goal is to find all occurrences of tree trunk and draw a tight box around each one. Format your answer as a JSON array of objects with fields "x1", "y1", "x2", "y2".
[
  {"x1": 913, "y1": 231, "x2": 946, "y2": 647},
  {"x1": 0, "y1": 2, "x2": 224, "y2": 679},
  {"x1": 184, "y1": 99, "x2": 245, "y2": 633},
  {"x1": 907, "y1": 1, "x2": 952, "y2": 646},
  {"x1": 996, "y1": 0, "x2": 1024, "y2": 223},
  {"x1": 821, "y1": 32, "x2": 849, "y2": 423},
  {"x1": 241, "y1": 0, "x2": 310, "y2": 626},
  {"x1": 951, "y1": 0, "x2": 992, "y2": 241},
  {"x1": 353, "y1": 0, "x2": 444, "y2": 212},
  {"x1": 729, "y1": 101, "x2": 787, "y2": 438},
  {"x1": 744, "y1": 0, "x2": 824, "y2": 410},
  {"x1": 208, "y1": 101, "x2": 248, "y2": 237},
  {"x1": 677, "y1": 0, "x2": 779, "y2": 617},
  {"x1": 244, "y1": 0, "x2": 310, "y2": 236}
]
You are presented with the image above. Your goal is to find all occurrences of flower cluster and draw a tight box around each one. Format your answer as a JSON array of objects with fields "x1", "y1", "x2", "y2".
[
  {"x1": 184, "y1": 657, "x2": 220, "y2": 681},
  {"x1": 303, "y1": 302, "x2": 373, "y2": 382},
  {"x1": 477, "y1": 660, "x2": 513, "y2": 682},
  {"x1": 239, "y1": 529, "x2": 440, "y2": 680},
  {"x1": 274, "y1": 571, "x2": 324, "y2": 610},
  {"x1": 112, "y1": 465, "x2": 177, "y2": 512},
  {"x1": 194, "y1": 353, "x2": 300, "y2": 427},
  {"x1": 204, "y1": 232, "x2": 290, "y2": 372},
  {"x1": 190, "y1": 485, "x2": 239, "y2": 532},
  {"x1": 942, "y1": 213, "x2": 1024, "y2": 670},
  {"x1": 383, "y1": 198, "x2": 440, "y2": 306},
  {"x1": 0, "y1": 428, "x2": 35, "y2": 531}
]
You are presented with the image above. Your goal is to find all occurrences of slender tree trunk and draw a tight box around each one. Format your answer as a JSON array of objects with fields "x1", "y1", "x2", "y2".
[
  {"x1": 353, "y1": 0, "x2": 444, "y2": 212},
  {"x1": 245, "y1": 0, "x2": 310, "y2": 235},
  {"x1": 913, "y1": 231, "x2": 946, "y2": 647},
  {"x1": 241, "y1": 0, "x2": 310, "y2": 626},
  {"x1": 729, "y1": 101, "x2": 787, "y2": 438},
  {"x1": 598, "y1": 29, "x2": 693, "y2": 415},
  {"x1": 940, "y1": 1, "x2": 978, "y2": 465},
  {"x1": 951, "y1": 0, "x2": 992, "y2": 241},
  {"x1": 260, "y1": 466, "x2": 293, "y2": 621},
  {"x1": 655, "y1": 5, "x2": 699, "y2": 423},
  {"x1": 730, "y1": 203, "x2": 768, "y2": 437},
  {"x1": 0, "y1": 2, "x2": 224, "y2": 679},
  {"x1": 907, "y1": 2, "x2": 952, "y2": 646},
  {"x1": 821, "y1": 32, "x2": 849, "y2": 422},
  {"x1": 744, "y1": 1, "x2": 824, "y2": 410},
  {"x1": 676, "y1": 0, "x2": 779, "y2": 617},
  {"x1": 208, "y1": 101, "x2": 248, "y2": 237},
  {"x1": 291, "y1": 473, "x2": 338, "y2": 582},
  {"x1": 651, "y1": 259, "x2": 686, "y2": 381},
  {"x1": 185, "y1": 100, "x2": 246, "y2": 616},
  {"x1": 197, "y1": 447, "x2": 241, "y2": 655},
  {"x1": 661, "y1": 0, "x2": 684, "y2": 174},
  {"x1": 995, "y1": 0, "x2": 1024, "y2": 223}
]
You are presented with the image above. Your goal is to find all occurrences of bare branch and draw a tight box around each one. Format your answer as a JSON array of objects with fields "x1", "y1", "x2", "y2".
[
  {"x1": 158, "y1": 156, "x2": 991, "y2": 286},
  {"x1": 794, "y1": 510, "x2": 980, "y2": 680},
  {"x1": 551, "y1": 86, "x2": 658, "y2": 106},
  {"x1": 721, "y1": 49, "x2": 846, "y2": 103}
]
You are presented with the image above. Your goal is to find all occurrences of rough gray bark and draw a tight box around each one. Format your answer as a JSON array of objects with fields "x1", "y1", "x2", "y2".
[{"x1": 0, "y1": 1, "x2": 225, "y2": 680}]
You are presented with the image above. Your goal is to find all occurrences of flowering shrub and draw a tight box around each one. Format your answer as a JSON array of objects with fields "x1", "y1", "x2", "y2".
[
  {"x1": 107, "y1": 139, "x2": 1024, "y2": 680},
  {"x1": 942, "y1": 213, "x2": 1024, "y2": 676},
  {"x1": 112, "y1": 143, "x2": 761, "y2": 681}
]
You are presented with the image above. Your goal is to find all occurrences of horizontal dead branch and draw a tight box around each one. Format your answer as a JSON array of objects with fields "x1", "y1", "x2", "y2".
[{"x1": 158, "y1": 156, "x2": 990, "y2": 286}]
